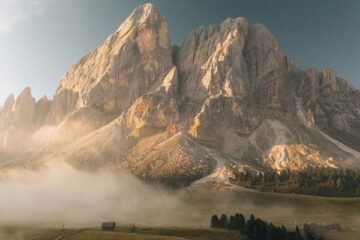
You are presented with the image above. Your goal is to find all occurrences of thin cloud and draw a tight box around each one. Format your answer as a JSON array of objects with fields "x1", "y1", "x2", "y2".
[{"x1": 0, "y1": 0, "x2": 52, "y2": 33}]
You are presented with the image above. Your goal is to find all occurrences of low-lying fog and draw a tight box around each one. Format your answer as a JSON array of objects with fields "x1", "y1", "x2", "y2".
[
  {"x1": 0, "y1": 162, "x2": 359, "y2": 237},
  {"x1": 0, "y1": 120, "x2": 357, "y2": 229},
  {"x1": 0, "y1": 163, "x2": 196, "y2": 226}
]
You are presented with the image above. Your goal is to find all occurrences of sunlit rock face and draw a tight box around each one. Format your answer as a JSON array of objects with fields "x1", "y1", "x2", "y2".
[
  {"x1": 177, "y1": 17, "x2": 251, "y2": 102},
  {"x1": 41, "y1": 3, "x2": 178, "y2": 149},
  {"x1": 264, "y1": 144, "x2": 337, "y2": 171},
  {"x1": 176, "y1": 18, "x2": 296, "y2": 147},
  {"x1": 189, "y1": 95, "x2": 260, "y2": 145},
  {"x1": 48, "y1": 3, "x2": 174, "y2": 123},
  {"x1": 118, "y1": 93, "x2": 179, "y2": 138},
  {"x1": 0, "y1": 3, "x2": 360, "y2": 186}
]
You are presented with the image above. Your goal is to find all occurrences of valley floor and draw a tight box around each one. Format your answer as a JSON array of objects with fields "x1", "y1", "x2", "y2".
[
  {"x1": 1, "y1": 188, "x2": 359, "y2": 239},
  {"x1": 0, "y1": 226, "x2": 244, "y2": 240},
  {"x1": 0, "y1": 224, "x2": 358, "y2": 240},
  {"x1": 67, "y1": 227, "x2": 244, "y2": 240}
]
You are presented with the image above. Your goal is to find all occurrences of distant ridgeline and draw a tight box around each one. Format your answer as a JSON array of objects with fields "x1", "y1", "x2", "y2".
[
  {"x1": 227, "y1": 165, "x2": 360, "y2": 197},
  {"x1": 210, "y1": 213, "x2": 324, "y2": 240}
]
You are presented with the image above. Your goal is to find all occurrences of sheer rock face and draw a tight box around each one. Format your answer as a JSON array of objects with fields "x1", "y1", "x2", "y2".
[
  {"x1": 48, "y1": 3, "x2": 174, "y2": 123},
  {"x1": 177, "y1": 20, "x2": 295, "y2": 109},
  {"x1": 118, "y1": 93, "x2": 179, "y2": 138},
  {"x1": 298, "y1": 66, "x2": 360, "y2": 151},
  {"x1": 43, "y1": 3, "x2": 177, "y2": 149},
  {"x1": 177, "y1": 18, "x2": 251, "y2": 103},
  {"x1": 245, "y1": 24, "x2": 296, "y2": 108},
  {"x1": 1, "y1": 4, "x2": 360, "y2": 186},
  {"x1": 189, "y1": 95, "x2": 260, "y2": 145},
  {"x1": 176, "y1": 18, "x2": 297, "y2": 142}
]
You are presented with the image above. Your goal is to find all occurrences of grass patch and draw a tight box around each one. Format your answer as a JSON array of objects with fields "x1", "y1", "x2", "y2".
[
  {"x1": 67, "y1": 230, "x2": 186, "y2": 240},
  {"x1": 67, "y1": 227, "x2": 245, "y2": 240}
]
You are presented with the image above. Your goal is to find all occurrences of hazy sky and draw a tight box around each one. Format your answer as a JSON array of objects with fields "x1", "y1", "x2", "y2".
[{"x1": 0, "y1": 0, "x2": 359, "y2": 103}]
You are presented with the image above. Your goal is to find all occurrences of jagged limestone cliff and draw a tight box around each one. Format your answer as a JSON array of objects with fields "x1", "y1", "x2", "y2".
[{"x1": 0, "y1": 3, "x2": 359, "y2": 186}]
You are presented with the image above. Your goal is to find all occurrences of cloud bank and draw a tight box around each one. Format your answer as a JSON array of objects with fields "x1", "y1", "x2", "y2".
[{"x1": 0, "y1": 162, "x2": 198, "y2": 227}]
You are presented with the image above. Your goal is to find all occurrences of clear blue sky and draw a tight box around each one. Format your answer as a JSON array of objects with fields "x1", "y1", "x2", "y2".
[{"x1": 0, "y1": 0, "x2": 359, "y2": 103}]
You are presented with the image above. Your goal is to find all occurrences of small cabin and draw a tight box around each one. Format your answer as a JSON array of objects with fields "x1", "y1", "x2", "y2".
[{"x1": 102, "y1": 221, "x2": 116, "y2": 232}]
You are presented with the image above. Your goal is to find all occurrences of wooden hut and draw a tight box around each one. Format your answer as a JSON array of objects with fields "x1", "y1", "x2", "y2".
[{"x1": 102, "y1": 221, "x2": 116, "y2": 231}]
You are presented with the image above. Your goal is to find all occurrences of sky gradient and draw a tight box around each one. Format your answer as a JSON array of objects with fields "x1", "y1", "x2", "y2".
[{"x1": 0, "y1": 0, "x2": 359, "y2": 103}]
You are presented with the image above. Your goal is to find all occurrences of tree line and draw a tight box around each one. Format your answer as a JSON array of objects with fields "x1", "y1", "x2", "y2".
[
  {"x1": 210, "y1": 213, "x2": 323, "y2": 240},
  {"x1": 228, "y1": 166, "x2": 360, "y2": 196}
]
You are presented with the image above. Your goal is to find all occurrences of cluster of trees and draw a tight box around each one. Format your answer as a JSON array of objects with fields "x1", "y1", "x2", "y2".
[
  {"x1": 229, "y1": 166, "x2": 360, "y2": 196},
  {"x1": 210, "y1": 213, "x2": 323, "y2": 240}
]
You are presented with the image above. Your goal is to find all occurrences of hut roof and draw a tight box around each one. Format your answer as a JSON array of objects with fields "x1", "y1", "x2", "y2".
[{"x1": 102, "y1": 222, "x2": 116, "y2": 228}]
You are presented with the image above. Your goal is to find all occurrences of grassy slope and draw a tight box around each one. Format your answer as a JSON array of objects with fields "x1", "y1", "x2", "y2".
[
  {"x1": 67, "y1": 231, "x2": 186, "y2": 240},
  {"x1": 185, "y1": 188, "x2": 360, "y2": 228},
  {"x1": 1, "y1": 189, "x2": 359, "y2": 239},
  {"x1": 67, "y1": 227, "x2": 245, "y2": 240},
  {"x1": 0, "y1": 226, "x2": 77, "y2": 240}
]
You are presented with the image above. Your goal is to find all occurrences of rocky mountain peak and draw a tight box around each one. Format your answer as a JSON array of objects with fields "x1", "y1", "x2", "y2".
[
  {"x1": 177, "y1": 16, "x2": 250, "y2": 103},
  {"x1": 49, "y1": 3, "x2": 173, "y2": 124},
  {"x1": 14, "y1": 87, "x2": 34, "y2": 105},
  {"x1": 0, "y1": 4, "x2": 359, "y2": 187},
  {"x1": 114, "y1": 3, "x2": 170, "y2": 52},
  {"x1": 12, "y1": 87, "x2": 36, "y2": 127},
  {"x1": 3, "y1": 94, "x2": 15, "y2": 111},
  {"x1": 117, "y1": 3, "x2": 164, "y2": 31},
  {"x1": 322, "y1": 68, "x2": 337, "y2": 90}
]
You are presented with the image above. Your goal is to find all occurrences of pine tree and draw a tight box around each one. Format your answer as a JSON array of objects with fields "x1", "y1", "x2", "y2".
[
  {"x1": 228, "y1": 216, "x2": 236, "y2": 230},
  {"x1": 234, "y1": 213, "x2": 246, "y2": 232},
  {"x1": 219, "y1": 214, "x2": 229, "y2": 228},
  {"x1": 210, "y1": 215, "x2": 220, "y2": 228}
]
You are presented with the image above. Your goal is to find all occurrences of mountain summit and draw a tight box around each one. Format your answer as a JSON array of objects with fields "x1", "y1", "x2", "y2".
[{"x1": 0, "y1": 4, "x2": 359, "y2": 187}]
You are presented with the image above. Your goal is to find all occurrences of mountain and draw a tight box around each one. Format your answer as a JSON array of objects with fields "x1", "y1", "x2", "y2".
[{"x1": 0, "y1": 4, "x2": 359, "y2": 186}]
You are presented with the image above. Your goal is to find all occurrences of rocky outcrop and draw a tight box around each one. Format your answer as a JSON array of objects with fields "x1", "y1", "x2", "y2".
[
  {"x1": 177, "y1": 20, "x2": 296, "y2": 110},
  {"x1": 12, "y1": 87, "x2": 36, "y2": 128},
  {"x1": 121, "y1": 132, "x2": 217, "y2": 187},
  {"x1": 0, "y1": 88, "x2": 52, "y2": 151},
  {"x1": 176, "y1": 18, "x2": 297, "y2": 143},
  {"x1": 189, "y1": 95, "x2": 260, "y2": 146},
  {"x1": 119, "y1": 93, "x2": 179, "y2": 138},
  {"x1": 48, "y1": 3, "x2": 174, "y2": 124},
  {"x1": 50, "y1": 91, "x2": 180, "y2": 171},
  {"x1": 264, "y1": 144, "x2": 336, "y2": 171},
  {"x1": 297, "y1": 66, "x2": 360, "y2": 151},
  {"x1": 0, "y1": 95, "x2": 15, "y2": 130},
  {"x1": 245, "y1": 24, "x2": 296, "y2": 108},
  {"x1": 40, "y1": 4, "x2": 181, "y2": 150},
  {"x1": 35, "y1": 96, "x2": 52, "y2": 127},
  {"x1": 177, "y1": 18, "x2": 251, "y2": 103}
]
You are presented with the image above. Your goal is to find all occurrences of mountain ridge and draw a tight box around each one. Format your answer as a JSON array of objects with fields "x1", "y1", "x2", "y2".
[{"x1": 0, "y1": 3, "x2": 359, "y2": 187}]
